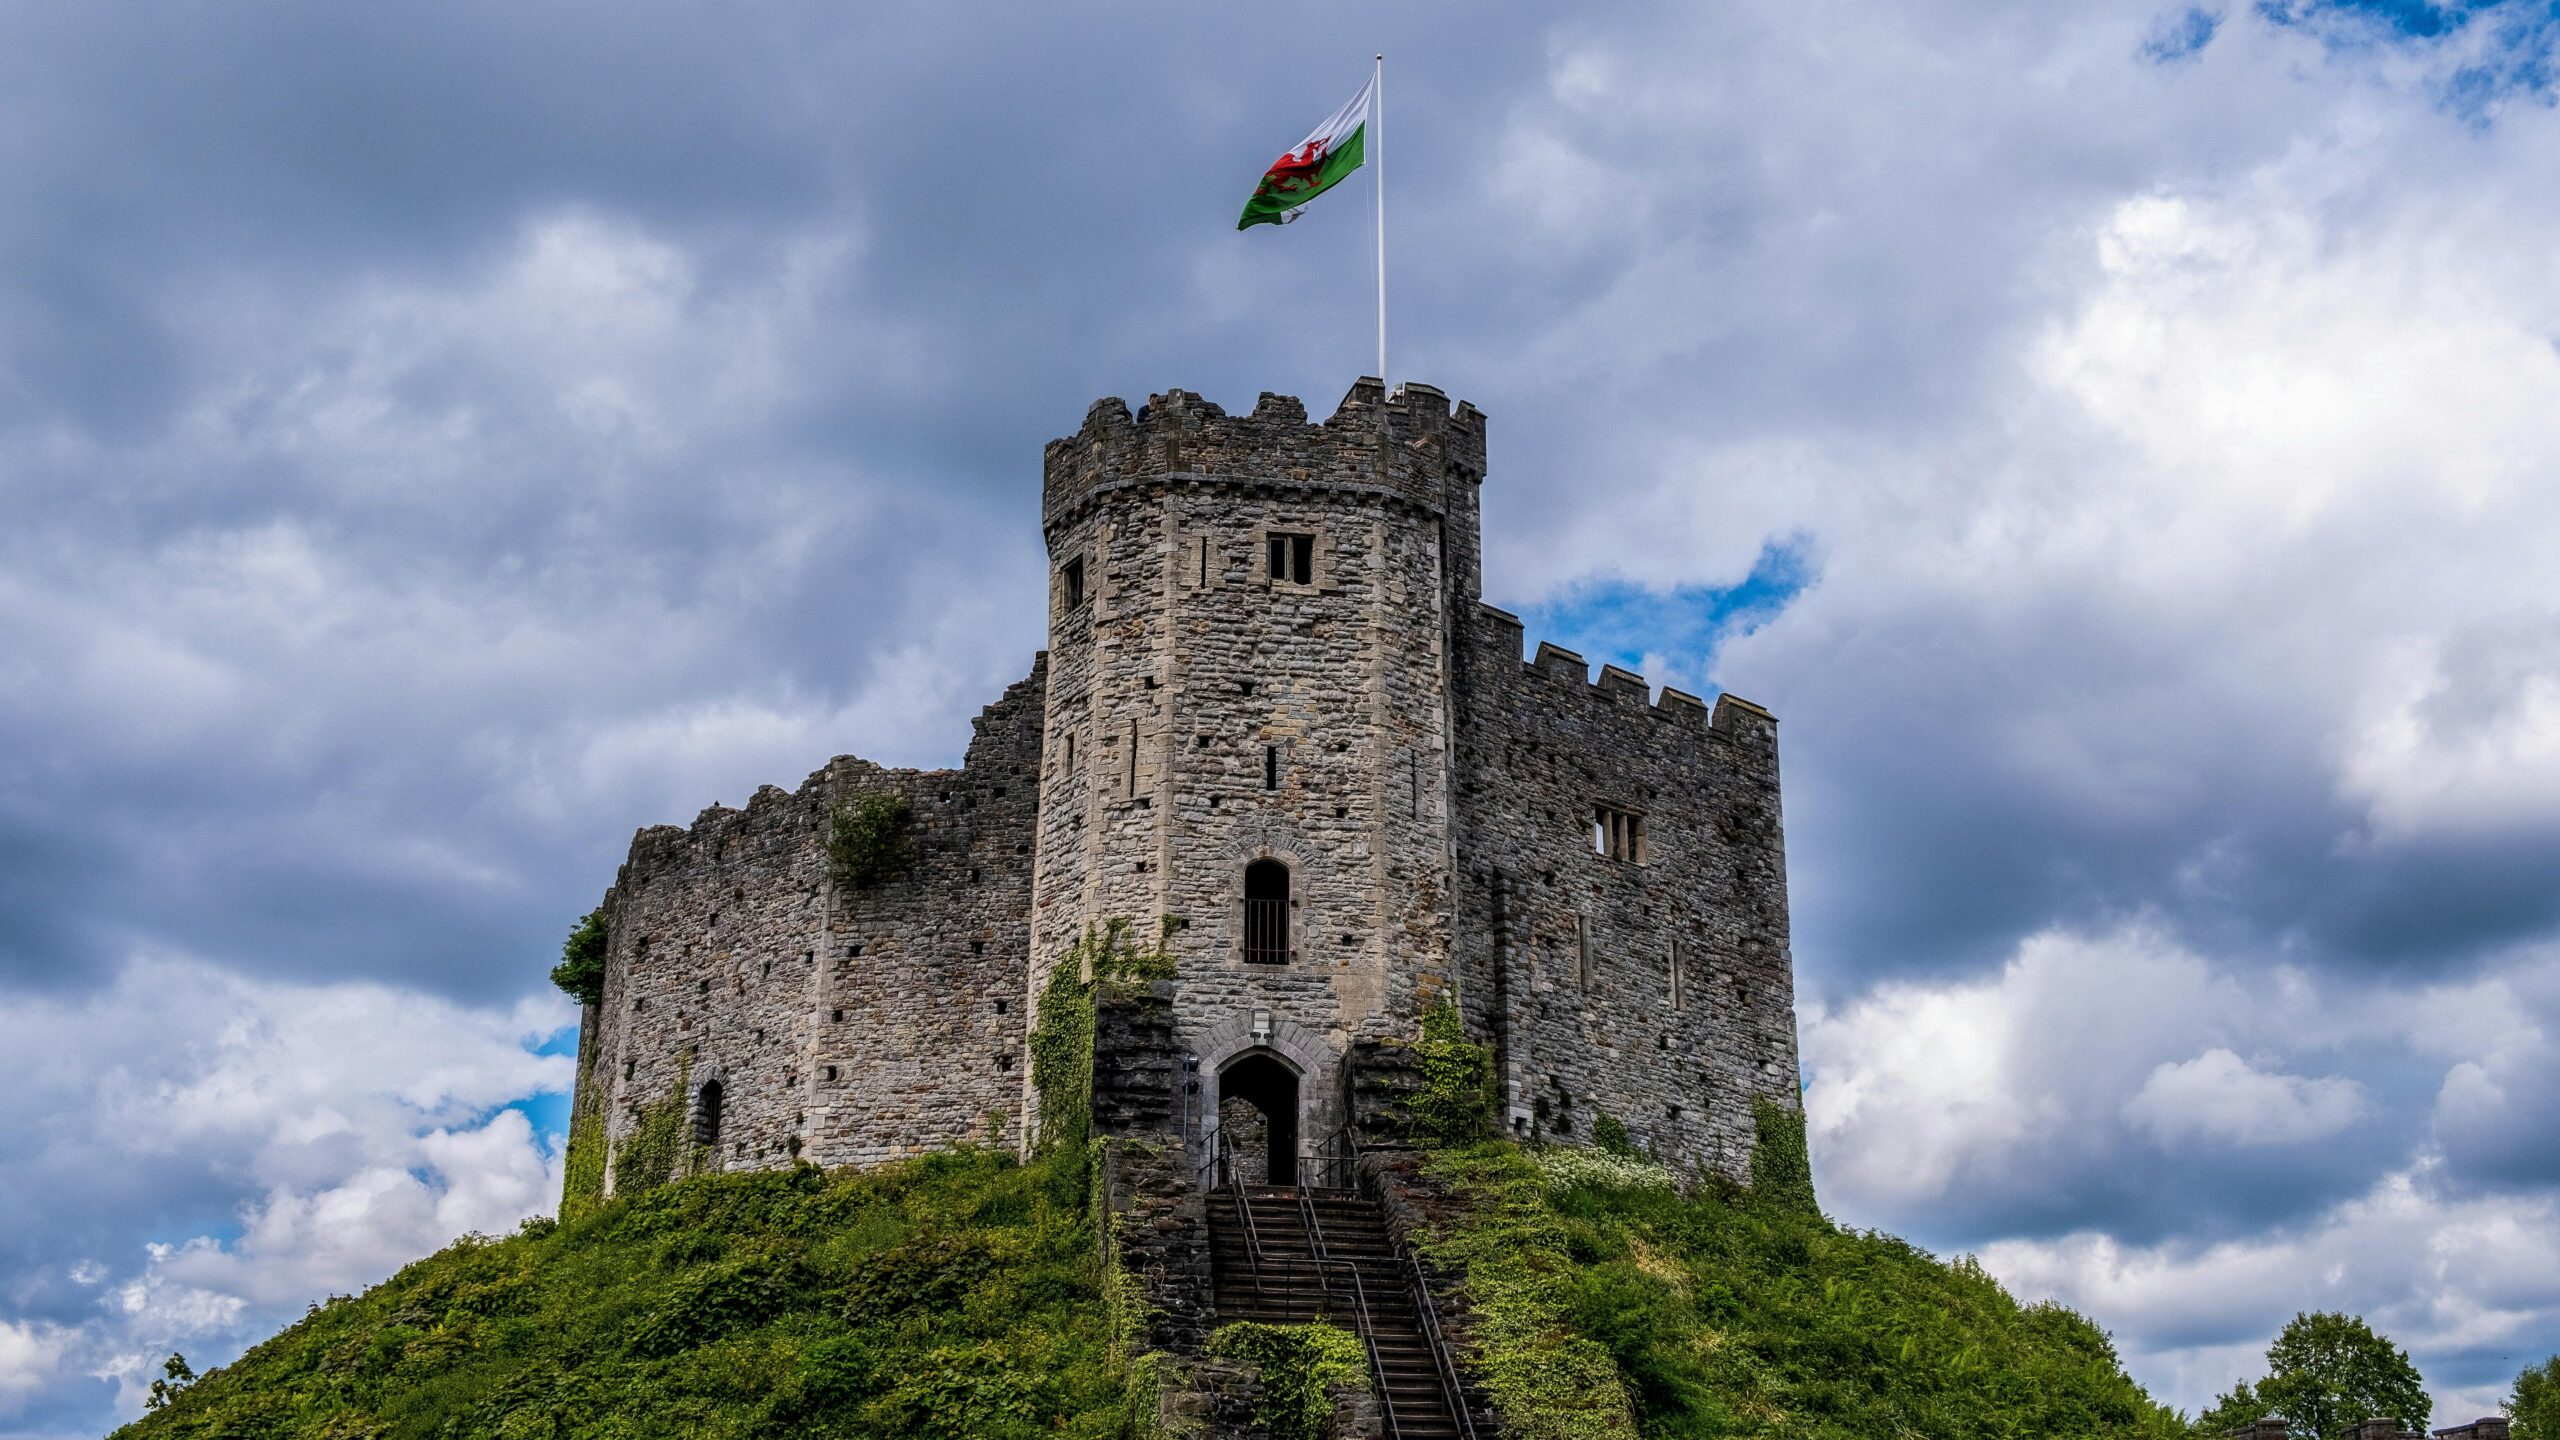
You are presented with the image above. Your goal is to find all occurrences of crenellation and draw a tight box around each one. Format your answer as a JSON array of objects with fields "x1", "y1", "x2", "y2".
[{"x1": 568, "y1": 380, "x2": 1803, "y2": 1207}]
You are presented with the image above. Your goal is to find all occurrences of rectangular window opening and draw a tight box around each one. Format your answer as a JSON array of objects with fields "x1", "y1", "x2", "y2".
[
  {"x1": 1267, "y1": 531, "x2": 1315, "y2": 584},
  {"x1": 1594, "y1": 805, "x2": 1646, "y2": 862},
  {"x1": 1575, "y1": 914, "x2": 1592, "y2": 987},
  {"x1": 1061, "y1": 557, "x2": 1085, "y2": 610},
  {"x1": 1263, "y1": 744, "x2": 1279, "y2": 791}
]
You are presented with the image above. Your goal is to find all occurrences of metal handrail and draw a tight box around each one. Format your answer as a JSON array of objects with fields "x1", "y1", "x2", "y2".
[
  {"x1": 1297, "y1": 1188, "x2": 1400, "y2": 1440},
  {"x1": 1406, "y1": 1246, "x2": 1479, "y2": 1440},
  {"x1": 1333, "y1": 1128, "x2": 1480, "y2": 1440},
  {"x1": 1220, "y1": 1132, "x2": 1266, "y2": 1295}
]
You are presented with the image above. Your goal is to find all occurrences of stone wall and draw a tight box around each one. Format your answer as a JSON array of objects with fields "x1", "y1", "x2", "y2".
[
  {"x1": 565, "y1": 377, "x2": 1808, "y2": 1204},
  {"x1": 1449, "y1": 604, "x2": 1801, "y2": 1179},
  {"x1": 1026, "y1": 381, "x2": 1484, "y2": 1159},
  {"x1": 584, "y1": 662, "x2": 1044, "y2": 1190}
]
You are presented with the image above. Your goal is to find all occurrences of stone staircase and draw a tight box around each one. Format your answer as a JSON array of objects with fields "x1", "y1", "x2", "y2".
[{"x1": 1210, "y1": 1183, "x2": 1472, "y2": 1439}]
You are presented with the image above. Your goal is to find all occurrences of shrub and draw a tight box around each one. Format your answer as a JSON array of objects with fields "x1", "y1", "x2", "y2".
[
  {"x1": 1410, "y1": 999, "x2": 1496, "y2": 1146},
  {"x1": 828, "y1": 792, "x2": 920, "y2": 890},
  {"x1": 1208, "y1": 1321, "x2": 1372, "y2": 1440},
  {"x1": 1592, "y1": 1113, "x2": 1634, "y2": 1156},
  {"x1": 1748, "y1": 1095, "x2": 1818, "y2": 1215}
]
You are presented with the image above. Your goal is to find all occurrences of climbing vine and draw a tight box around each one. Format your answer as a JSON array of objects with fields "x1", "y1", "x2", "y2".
[
  {"x1": 559, "y1": 1099, "x2": 607, "y2": 1223},
  {"x1": 1592, "y1": 1112, "x2": 1633, "y2": 1157},
  {"x1": 1409, "y1": 998, "x2": 1496, "y2": 1146},
  {"x1": 1207, "y1": 1321, "x2": 1372, "y2": 1440},
  {"x1": 827, "y1": 792, "x2": 920, "y2": 890},
  {"x1": 1748, "y1": 1095, "x2": 1819, "y2": 1216},
  {"x1": 1028, "y1": 918, "x2": 1181, "y2": 1156},
  {"x1": 611, "y1": 1059, "x2": 692, "y2": 1199}
]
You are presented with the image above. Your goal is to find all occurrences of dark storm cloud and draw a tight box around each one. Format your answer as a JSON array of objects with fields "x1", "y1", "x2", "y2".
[{"x1": 5, "y1": 1, "x2": 2560, "y2": 1432}]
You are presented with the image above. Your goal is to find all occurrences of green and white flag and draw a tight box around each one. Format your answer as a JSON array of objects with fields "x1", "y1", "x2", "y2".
[{"x1": 1236, "y1": 75, "x2": 1374, "y2": 230}]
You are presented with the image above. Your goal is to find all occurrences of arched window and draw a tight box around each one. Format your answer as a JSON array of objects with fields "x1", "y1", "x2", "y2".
[
  {"x1": 694, "y1": 1080, "x2": 724, "y2": 1152},
  {"x1": 1243, "y1": 859, "x2": 1290, "y2": 964}
]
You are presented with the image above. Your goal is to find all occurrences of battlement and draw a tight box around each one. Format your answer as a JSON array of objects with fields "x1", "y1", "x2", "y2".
[
  {"x1": 1041, "y1": 377, "x2": 1486, "y2": 530},
  {"x1": 1473, "y1": 603, "x2": 1778, "y2": 743}
]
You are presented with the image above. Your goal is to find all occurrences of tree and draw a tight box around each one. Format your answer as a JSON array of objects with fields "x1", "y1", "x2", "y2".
[
  {"x1": 2201, "y1": 1312, "x2": 2428, "y2": 1439},
  {"x1": 2192, "y1": 1377, "x2": 2265, "y2": 1436},
  {"x1": 144, "y1": 1353, "x2": 195, "y2": 1410},
  {"x1": 2510, "y1": 1354, "x2": 2560, "y2": 1438},
  {"x1": 549, "y1": 908, "x2": 609, "y2": 1007}
]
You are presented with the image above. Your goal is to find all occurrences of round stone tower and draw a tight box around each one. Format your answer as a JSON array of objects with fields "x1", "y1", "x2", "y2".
[{"x1": 1026, "y1": 378, "x2": 1487, "y2": 1174}]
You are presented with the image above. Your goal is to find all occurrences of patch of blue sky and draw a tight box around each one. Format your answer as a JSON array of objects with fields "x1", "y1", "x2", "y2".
[
  {"x1": 2254, "y1": 0, "x2": 2560, "y2": 114},
  {"x1": 1513, "y1": 538, "x2": 1814, "y2": 702},
  {"x1": 531, "y1": 1023, "x2": 581, "y2": 1059},
  {"x1": 504, "y1": 1091, "x2": 571, "y2": 1143},
  {"x1": 2143, "y1": 7, "x2": 2225, "y2": 62}
]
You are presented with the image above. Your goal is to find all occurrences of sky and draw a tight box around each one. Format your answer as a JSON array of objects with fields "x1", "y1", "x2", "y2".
[{"x1": 3, "y1": 0, "x2": 2558, "y2": 1433}]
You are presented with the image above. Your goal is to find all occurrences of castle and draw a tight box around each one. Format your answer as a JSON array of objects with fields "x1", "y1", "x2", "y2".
[{"x1": 569, "y1": 378, "x2": 1803, "y2": 1197}]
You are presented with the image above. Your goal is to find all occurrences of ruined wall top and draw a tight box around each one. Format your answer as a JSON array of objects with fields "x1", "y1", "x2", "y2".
[{"x1": 1041, "y1": 377, "x2": 1487, "y2": 532}]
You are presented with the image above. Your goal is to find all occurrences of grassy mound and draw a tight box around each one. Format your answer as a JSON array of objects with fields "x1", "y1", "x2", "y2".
[
  {"x1": 1418, "y1": 1143, "x2": 2185, "y2": 1440},
  {"x1": 115, "y1": 1147, "x2": 1138, "y2": 1440}
]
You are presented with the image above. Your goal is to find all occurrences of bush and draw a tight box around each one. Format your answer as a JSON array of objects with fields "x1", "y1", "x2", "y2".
[
  {"x1": 828, "y1": 793, "x2": 919, "y2": 890},
  {"x1": 1410, "y1": 999, "x2": 1496, "y2": 1146},
  {"x1": 1208, "y1": 1321, "x2": 1371, "y2": 1440}
]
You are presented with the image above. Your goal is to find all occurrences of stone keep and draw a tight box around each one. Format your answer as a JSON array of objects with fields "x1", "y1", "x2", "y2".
[{"x1": 571, "y1": 379, "x2": 1802, "y2": 1196}]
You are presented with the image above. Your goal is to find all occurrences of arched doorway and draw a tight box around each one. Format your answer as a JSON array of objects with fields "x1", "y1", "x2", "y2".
[{"x1": 1218, "y1": 1052, "x2": 1299, "y2": 1186}]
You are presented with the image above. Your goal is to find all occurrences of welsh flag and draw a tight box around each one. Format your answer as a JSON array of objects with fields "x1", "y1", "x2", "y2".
[{"x1": 1236, "y1": 75, "x2": 1373, "y2": 230}]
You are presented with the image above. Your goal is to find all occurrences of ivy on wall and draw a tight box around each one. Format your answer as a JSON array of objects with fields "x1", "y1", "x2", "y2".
[
  {"x1": 1028, "y1": 918, "x2": 1180, "y2": 1157},
  {"x1": 1747, "y1": 1096, "x2": 1819, "y2": 1216},
  {"x1": 611, "y1": 1059, "x2": 693, "y2": 1199},
  {"x1": 559, "y1": 1100, "x2": 607, "y2": 1223},
  {"x1": 1207, "y1": 1321, "x2": 1371, "y2": 1440},
  {"x1": 828, "y1": 792, "x2": 919, "y2": 890},
  {"x1": 1409, "y1": 998, "x2": 1496, "y2": 1146}
]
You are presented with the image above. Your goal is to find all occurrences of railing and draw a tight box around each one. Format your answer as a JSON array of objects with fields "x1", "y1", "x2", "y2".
[
  {"x1": 1299, "y1": 1188, "x2": 1402, "y2": 1440},
  {"x1": 1215, "y1": 1131, "x2": 1266, "y2": 1295},
  {"x1": 1334, "y1": 1127, "x2": 1481, "y2": 1440},
  {"x1": 1305, "y1": 1124, "x2": 1359, "y2": 1192},
  {"x1": 1243, "y1": 896, "x2": 1289, "y2": 965},
  {"x1": 1406, "y1": 1245, "x2": 1479, "y2": 1440}
]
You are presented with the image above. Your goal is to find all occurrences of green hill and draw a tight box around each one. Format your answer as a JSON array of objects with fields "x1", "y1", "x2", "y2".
[
  {"x1": 118, "y1": 1139, "x2": 2183, "y2": 1440},
  {"x1": 115, "y1": 1147, "x2": 1140, "y2": 1440}
]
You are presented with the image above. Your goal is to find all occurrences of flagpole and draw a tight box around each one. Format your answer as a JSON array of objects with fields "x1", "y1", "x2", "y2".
[{"x1": 1373, "y1": 52, "x2": 1387, "y2": 390}]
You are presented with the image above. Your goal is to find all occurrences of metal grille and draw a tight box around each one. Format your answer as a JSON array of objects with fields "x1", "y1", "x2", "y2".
[{"x1": 1244, "y1": 896, "x2": 1289, "y2": 964}]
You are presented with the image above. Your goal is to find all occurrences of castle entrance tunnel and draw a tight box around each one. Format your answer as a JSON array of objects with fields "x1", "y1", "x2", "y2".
[{"x1": 1218, "y1": 1052, "x2": 1299, "y2": 1187}]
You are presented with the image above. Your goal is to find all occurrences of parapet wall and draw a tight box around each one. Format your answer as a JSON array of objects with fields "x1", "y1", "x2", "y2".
[
  {"x1": 588, "y1": 660, "x2": 1045, "y2": 1185},
  {"x1": 1450, "y1": 603, "x2": 1798, "y2": 1179},
  {"x1": 1040, "y1": 379, "x2": 1487, "y2": 534}
]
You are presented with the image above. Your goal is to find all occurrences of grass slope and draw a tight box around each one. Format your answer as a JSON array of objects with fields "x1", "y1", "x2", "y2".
[
  {"x1": 1421, "y1": 1144, "x2": 2187, "y2": 1440},
  {"x1": 115, "y1": 1139, "x2": 2186, "y2": 1440},
  {"x1": 115, "y1": 1148, "x2": 1136, "y2": 1440}
]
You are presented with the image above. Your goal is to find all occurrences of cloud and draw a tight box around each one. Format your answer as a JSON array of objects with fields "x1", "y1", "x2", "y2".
[
  {"x1": 2, "y1": 0, "x2": 2560, "y2": 1432},
  {"x1": 0, "y1": 955, "x2": 567, "y2": 1426},
  {"x1": 2123, "y1": 1049, "x2": 2368, "y2": 1148}
]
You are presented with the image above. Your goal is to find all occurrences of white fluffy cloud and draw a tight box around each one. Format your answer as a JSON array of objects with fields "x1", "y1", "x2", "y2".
[
  {"x1": 0, "y1": 956, "x2": 570, "y2": 1423},
  {"x1": 2123, "y1": 1049, "x2": 2368, "y2": 1149}
]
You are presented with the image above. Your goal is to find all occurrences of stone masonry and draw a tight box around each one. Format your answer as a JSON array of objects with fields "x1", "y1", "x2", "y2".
[{"x1": 570, "y1": 379, "x2": 1804, "y2": 1197}]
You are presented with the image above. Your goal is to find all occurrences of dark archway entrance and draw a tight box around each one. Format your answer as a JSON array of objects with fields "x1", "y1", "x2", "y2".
[{"x1": 1218, "y1": 1052, "x2": 1299, "y2": 1186}]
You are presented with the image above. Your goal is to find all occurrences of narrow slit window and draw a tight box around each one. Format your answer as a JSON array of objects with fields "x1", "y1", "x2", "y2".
[
  {"x1": 1061, "y1": 557, "x2": 1086, "y2": 611},
  {"x1": 1263, "y1": 744, "x2": 1279, "y2": 791},
  {"x1": 694, "y1": 1080, "x2": 724, "y2": 1150},
  {"x1": 1670, "y1": 941, "x2": 1685, "y2": 1011},
  {"x1": 1576, "y1": 914, "x2": 1592, "y2": 987}
]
